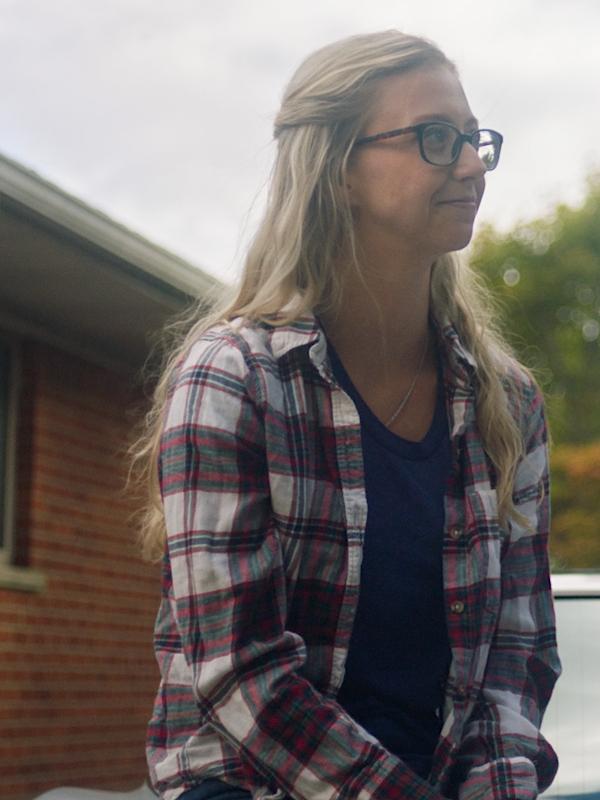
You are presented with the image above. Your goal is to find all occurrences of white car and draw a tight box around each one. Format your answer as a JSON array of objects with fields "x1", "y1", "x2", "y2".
[
  {"x1": 541, "y1": 572, "x2": 600, "y2": 800},
  {"x1": 34, "y1": 784, "x2": 157, "y2": 800}
]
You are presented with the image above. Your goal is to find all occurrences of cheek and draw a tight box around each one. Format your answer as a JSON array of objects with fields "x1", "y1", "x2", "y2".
[
  {"x1": 349, "y1": 163, "x2": 414, "y2": 214},
  {"x1": 348, "y1": 150, "x2": 407, "y2": 195},
  {"x1": 348, "y1": 156, "x2": 441, "y2": 233}
]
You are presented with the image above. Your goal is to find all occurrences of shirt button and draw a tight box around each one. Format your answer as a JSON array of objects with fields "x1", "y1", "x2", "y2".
[
  {"x1": 449, "y1": 527, "x2": 463, "y2": 540},
  {"x1": 450, "y1": 600, "x2": 465, "y2": 614},
  {"x1": 455, "y1": 685, "x2": 467, "y2": 699}
]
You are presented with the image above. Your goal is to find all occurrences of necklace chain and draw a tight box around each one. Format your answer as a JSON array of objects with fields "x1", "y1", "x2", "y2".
[{"x1": 385, "y1": 334, "x2": 429, "y2": 427}]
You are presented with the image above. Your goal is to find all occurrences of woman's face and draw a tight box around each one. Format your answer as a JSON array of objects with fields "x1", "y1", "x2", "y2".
[{"x1": 346, "y1": 64, "x2": 487, "y2": 261}]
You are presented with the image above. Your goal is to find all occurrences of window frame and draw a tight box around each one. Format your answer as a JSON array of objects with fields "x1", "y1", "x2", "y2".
[
  {"x1": 0, "y1": 334, "x2": 20, "y2": 566},
  {"x1": 0, "y1": 333, "x2": 42, "y2": 591}
]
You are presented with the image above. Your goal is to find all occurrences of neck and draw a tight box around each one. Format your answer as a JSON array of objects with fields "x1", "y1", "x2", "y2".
[{"x1": 321, "y1": 241, "x2": 435, "y2": 378}]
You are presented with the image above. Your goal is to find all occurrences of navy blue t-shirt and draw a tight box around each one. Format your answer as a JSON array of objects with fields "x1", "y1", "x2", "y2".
[{"x1": 328, "y1": 343, "x2": 452, "y2": 779}]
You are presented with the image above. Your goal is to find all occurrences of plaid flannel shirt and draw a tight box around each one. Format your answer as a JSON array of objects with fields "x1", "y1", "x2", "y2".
[{"x1": 147, "y1": 314, "x2": 561, "y2": 800}]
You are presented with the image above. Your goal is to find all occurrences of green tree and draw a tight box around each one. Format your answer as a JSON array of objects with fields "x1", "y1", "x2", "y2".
[{"x1": 471, "y1": 172, "x2": 600, "y2": 444}]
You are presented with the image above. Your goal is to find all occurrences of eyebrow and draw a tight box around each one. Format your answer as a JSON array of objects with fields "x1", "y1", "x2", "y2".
[{"x1": 410, "y1": 113, "x2": 479, "y2": 129}]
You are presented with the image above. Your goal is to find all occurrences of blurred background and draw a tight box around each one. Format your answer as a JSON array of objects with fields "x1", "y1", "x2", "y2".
[{"x1": 1, "y1": 1, "x2": 599, "y2": 798}]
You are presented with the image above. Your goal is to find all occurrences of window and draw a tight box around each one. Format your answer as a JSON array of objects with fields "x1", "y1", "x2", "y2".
[
  {"x1": 0, "y1": 337, "x2": 44, "y2": 590},
  {"x1": 0, "y1": 337, "x2": 18, "y2": 564}
]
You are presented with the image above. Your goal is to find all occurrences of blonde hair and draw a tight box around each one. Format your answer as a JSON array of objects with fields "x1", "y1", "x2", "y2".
[{"x1": 132, "y1": 30, "x2": 530, "y2": 562}]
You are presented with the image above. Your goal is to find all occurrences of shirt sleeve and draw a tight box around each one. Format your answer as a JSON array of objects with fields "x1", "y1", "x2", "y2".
[
  {"x1": 456, "y1": 382, "x2": 562, "y2": 800},
  {"x1": 160, "y1": 331, "x2": 448, "y2": 800}
]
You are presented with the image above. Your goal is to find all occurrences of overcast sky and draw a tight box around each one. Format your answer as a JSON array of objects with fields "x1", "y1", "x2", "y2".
[{"x1": 2, "y1": 0, "x2": 599, "y2": 283}]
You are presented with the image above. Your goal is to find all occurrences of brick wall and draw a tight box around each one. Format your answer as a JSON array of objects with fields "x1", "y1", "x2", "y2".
[{"x1": 0, "y1": 340, "x2": 161, "y2": 800}]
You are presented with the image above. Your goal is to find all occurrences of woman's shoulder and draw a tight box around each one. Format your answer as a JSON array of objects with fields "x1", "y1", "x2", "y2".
[
  {"x1": 179, "y1": 314, "x2": 320, "y2": 370},
  {"x1": 497, "y1": 351, "x2": 540, "y2": 400},
  {"x1": 181, "y1": 318, "x2": 272, "y2": 364},
  {"x1": 171, "y1": 320, "x2": 275, "y2": 398},
  {"x1": 441, "y1": 323, "x2": 543, "y2": 415},
  {"x1": 492, "y1": 348, "x2": 547, "y2": 440},
  {"x1": 171, "y1": 315, "x2": 320, "y2": 405}
]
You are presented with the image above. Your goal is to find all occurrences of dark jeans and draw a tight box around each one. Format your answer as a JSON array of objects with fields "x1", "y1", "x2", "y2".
[{"x1": 178, "y1": 778, "x2": 252, "y2": 800}]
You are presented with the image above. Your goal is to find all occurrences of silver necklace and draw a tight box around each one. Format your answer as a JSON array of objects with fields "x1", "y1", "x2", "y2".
[{"x1": 385, "y1": 334, "x2": 429, "y2": 427}]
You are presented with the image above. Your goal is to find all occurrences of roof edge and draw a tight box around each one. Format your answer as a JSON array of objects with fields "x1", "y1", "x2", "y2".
[{"x1": 0, "y1": 151, "x2": 221, "y2": 298}]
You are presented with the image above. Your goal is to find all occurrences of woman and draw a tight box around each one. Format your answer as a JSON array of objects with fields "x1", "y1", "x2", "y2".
[{"x1": 138, "y1": 30, "x2": 561, "y2": 800}]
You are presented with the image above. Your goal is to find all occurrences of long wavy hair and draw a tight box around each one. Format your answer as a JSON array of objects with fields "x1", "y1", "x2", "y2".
[{"x1": 133, "y1": 30, "x2": 530, "y2": 562}]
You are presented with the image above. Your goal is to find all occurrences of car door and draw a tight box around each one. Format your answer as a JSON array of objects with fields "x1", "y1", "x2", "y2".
[{"x1": 541, "y1": 573, "x2": 600, "y2": 800}]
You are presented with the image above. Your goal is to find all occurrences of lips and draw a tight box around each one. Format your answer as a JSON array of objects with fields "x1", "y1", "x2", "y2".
[{"x1": 438, "y1": 197, "x2": 478, "y2": 206}]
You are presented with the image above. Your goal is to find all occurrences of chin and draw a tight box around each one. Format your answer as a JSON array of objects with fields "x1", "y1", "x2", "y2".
[{"x1": 438, "y1": 226, "x2": 476, "y2": 254}]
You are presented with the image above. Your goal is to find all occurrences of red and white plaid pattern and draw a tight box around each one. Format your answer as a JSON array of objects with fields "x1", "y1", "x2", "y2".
[{"x1": 147, "y1": 315, "x2": 560, "y2": 800}]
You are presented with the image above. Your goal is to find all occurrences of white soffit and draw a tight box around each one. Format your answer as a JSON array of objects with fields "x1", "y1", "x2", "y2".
[{"x1": 0, "y1": 152, "x2": 220, "y2": 299}]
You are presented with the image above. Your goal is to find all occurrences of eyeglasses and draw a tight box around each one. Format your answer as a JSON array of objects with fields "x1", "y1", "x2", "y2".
[{"x1": 354, "y1": 121, "x2": 503, "y2": 171}]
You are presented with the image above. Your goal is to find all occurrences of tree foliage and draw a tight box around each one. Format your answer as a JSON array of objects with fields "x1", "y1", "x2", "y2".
[
  {"x1": 470, "y1": 173, "x2": 600, "y2": 569},
  {"x1": 550, "y1": 441, "x2": 600, "y2": 570},
  {"x1": 471, "y1": 172, "x2": 600, "y2": 444}
]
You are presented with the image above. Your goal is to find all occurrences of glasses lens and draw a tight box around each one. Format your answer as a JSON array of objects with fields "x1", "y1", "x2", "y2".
[
  {"x1": 476, "y1": 130, "x2": 501, "y2": 171},
  {"x1": 421, "y1": 125, "x2": 502, "y2": 170},
  {"x1": 421, "y1": 123, "x2": 457, "y2": 166}
]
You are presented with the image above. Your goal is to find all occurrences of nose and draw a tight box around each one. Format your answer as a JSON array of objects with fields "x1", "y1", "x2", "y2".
[{"x1": 452, "y1": 141, "x2": 487, "y2": 180}]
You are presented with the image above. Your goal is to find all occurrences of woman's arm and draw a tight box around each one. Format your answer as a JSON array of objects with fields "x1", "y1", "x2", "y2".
[
  {"x1": 456, "y1": 383, "x2": 561, "y2": 800},
  {"x1": 159, "y1": 329, "x2": 448, "y2": 800}
]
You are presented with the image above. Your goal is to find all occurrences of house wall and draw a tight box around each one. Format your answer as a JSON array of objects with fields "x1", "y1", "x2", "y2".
[{"x1": 0, "y1": 339, "x2": 161, "y2": 800}]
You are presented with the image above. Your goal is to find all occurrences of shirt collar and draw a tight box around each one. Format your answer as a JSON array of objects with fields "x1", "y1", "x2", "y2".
[{"x1": 269, "y1": 314, "x2": 323, "y2": 359}]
